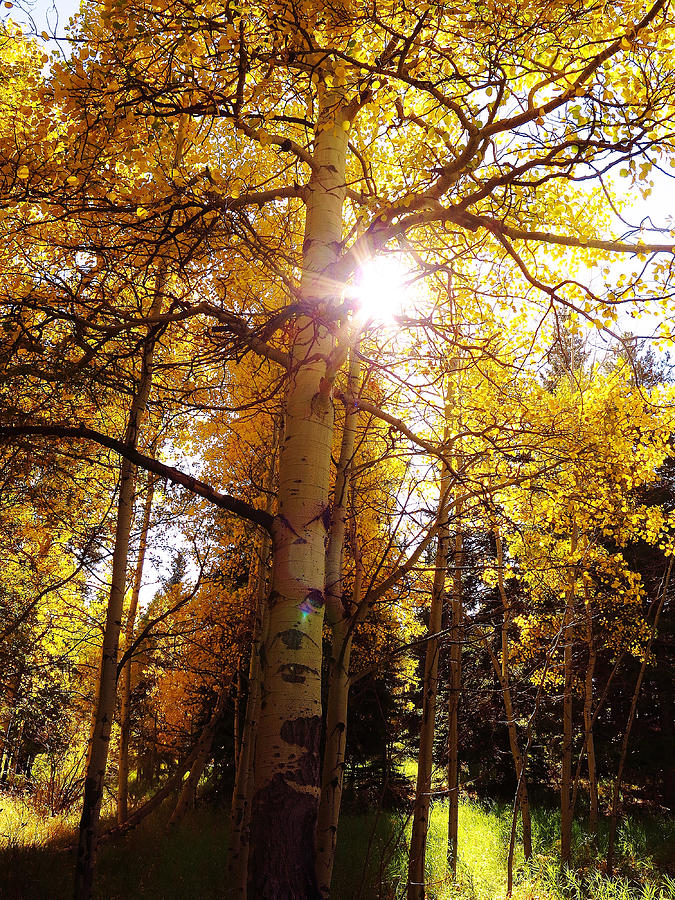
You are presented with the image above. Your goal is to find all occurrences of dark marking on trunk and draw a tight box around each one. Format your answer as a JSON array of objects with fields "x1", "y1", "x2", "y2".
[
  {"x1": 250, "y1": 775, "x2": 321, "y2": 900},
  {"x1": 269, "y1": 590, "x2": 283, "y2": 607},
  {"x1": 281, "y1": 716, "x2": 321, "y2": 787},
  {"x1": 280, "y1": 628, "x2": 304, "y2": 650},
  {"x1": 279, "y1": 663, "x2": 314, "y2": 683},
  {"x1": 289, "y1": 751, "x2": 320, "y2": 786},
  {"x1": 280, "y1": 715, "x2": 321, "y2": 752}
]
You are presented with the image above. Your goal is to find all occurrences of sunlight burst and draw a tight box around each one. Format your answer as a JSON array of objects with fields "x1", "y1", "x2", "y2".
[{"x1": 354, "y1": 256, "x2": 410, "y2": 323}]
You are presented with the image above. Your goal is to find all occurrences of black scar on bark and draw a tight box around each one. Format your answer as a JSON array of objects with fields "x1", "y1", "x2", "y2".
[
  {"x1": 280, "y1": 628, "x2": 304, "y2": 650},
  {"x1": 288, "y1": 751, "x2": 320, "y2": 786},
  {"x1": 279, "y1": 663, "x2": 314, "y2": 683},
  {"x1": 280, "y1": 714, "x2": 322, "y2": 751},
  {"x1": 281, "y1": 715, "x2": 322, "y2": 787},
  {"x1": 249, "y1": 775, "x2": 321, "y2": 900}
]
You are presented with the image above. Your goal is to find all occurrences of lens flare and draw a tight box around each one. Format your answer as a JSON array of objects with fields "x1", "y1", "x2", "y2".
[{"x1": 355, "y1": 256, "x2": 410, "y2": 323}]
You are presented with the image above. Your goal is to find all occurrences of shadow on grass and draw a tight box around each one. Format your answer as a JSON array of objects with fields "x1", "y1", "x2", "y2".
[
  {"x1": 0, "y1": 806, "x2": 230, "y2": 900},
  {"x1": 1, "y1": 799, "x2": 673, "y2": 900}
]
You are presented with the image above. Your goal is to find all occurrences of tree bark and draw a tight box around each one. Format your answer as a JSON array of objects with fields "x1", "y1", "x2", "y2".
[
  {"x1": 582, "y1": 591, "x2": 598, "y2": 838},
  {"x1": 407, "y1": 460, "x2": 452, "y2": 900},
  {"x1": 607, "y1": 556, "x2": 672, "y2": 875},
  {"x1": 74, "y1": 284, "x2": 165, "y2": 900},
  {"x1": 315, "y1": 351, "x2": 361, "y2": 899},
  {"x1": 446, "y1": 506, "x2": 463, "y2": 877},
  {"x1": 117, "y1": 471, "x2": 155, "y2": 825},
  {"x1": 494, "y1": 527, "x2": 532, "y2": 864},
  {"x1": 560, "y1": 524, "x2": 577, "y2": 868},
  {"x1": 229, "y1": 436, "x2": 277, "y2": 899},
  {"x1": 168, "y1": 687, "x2": 228, "y2": 827},
  {"x1": 247, "y1": 94, "x2": 351, "y2": 900}
]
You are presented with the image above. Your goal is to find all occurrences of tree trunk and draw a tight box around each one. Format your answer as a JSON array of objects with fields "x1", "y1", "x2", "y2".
[
  {"x1": 117, "y1": 471, "x2": 155, "y2": 825},
  {"x1": 560, "y1": 524, "x2": 577, "y2": 868},
  {"x1": 607, "y1": 557, "x2": 672, "y2": 875},
  {"x1": 583, "y1": 592, "x2": 598, "y2": 838},
  {"x1": 99, "y1": 698, "x2": 225, "y2": 845},
  {"x1": 74, "y1": 120, "x2": 186, "y2": 900},
  {"x1": 315, "y1": 351, "x2": 361, "y2": 899},
  {"x1": 74, "y1": 284, "x2": 165, "y2": 900},
  {"x1": 407, "y1": 463, "x2": 452, "y2": 900},
  {"x1": 447, "y1": 509, "x2": 463, "y2": 877},
  {"x1": 168, "y1": 687, "x2": 228, "y2": 827},
  {"x1": 229, "y1": 438, "x2": 277, "y2": 899},
  {"x1": 248, "y1": 95, "x2": 351, "y2": 900},
  {"x1": 494, "y1": 527, "x2": 532, "y2": 864}
]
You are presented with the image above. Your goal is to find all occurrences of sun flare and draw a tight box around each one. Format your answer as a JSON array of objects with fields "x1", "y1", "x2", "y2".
[{"x1": 354, "y1": 256, "x2": 410, "y2": 323}]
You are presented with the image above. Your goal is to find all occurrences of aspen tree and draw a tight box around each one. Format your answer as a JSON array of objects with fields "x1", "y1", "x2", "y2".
[
  {"x1": 315, "y1": 351, "x2": 361, "y2": 899},
  {"x1": 407, "y1": 428, "x2": 453, "y2": 900},
  {"x1": 247, "y1": 87, "x2": 352, "y2": 898},
  {"x1": 117, "y1": 470, "x2": 156, "y2": 825},
  {"x1": 5, "y1": 3, "x2": 675, "y2": 896}
]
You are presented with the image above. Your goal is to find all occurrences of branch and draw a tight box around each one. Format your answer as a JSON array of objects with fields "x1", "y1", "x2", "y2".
[{"x1": 0, "y1": 425, "x2": 273, "y2": 533}]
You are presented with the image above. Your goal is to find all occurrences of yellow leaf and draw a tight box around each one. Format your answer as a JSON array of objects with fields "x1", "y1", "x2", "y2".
[{"x1": 17, "y1": 166, "x2": 29, "y2": 179}]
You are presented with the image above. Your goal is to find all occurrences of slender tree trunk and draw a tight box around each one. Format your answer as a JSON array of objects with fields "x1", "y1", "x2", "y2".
[
  {"x1": 248, "y1": 94, "x2": 352, "y2": 900},
  {"x1": 228, "y1": 430, "x2": 278, "y2": 896},
  {"x1": 446, "y1": 508, "x2": 463, "y2": 877},
  {"x1": 316, "y1": 352, "x2": 361, "y2": 899},
  {"x1": 494, "y1": 527, "x2": 532, "y2": 863},
  {"x1": 233, "y1": 666, "x2": 242, "y2": 781},
  {"x1": 560, "y1": 524, "x2": 577, "y2": 868},
  {"x1": 117, "y1": 471, "x2": 155, "y2": 825},
  {"x1": 168, "y1": 687, "x2": 228, "y2": 827},
  {"x1": 407, "y1": 459, "x2": 452, "y2": 900},
  {"x1": 99, "y1": 697, "x2": 226, "y2": 845},
  {"x1": 607, "y1": 557, "x2": 672, "y2": 875},
  {"x1": 74, "y1": 287, "x2": 165, "y2": 900},
  {"x1": 316, "y1": 618, "x2": 354, "y2": 897},
  {"x1": 583, "y1": 592, "x2": 598, "y2": 838},
  {"x1": 0, "y1": 665, "x2": 23, "y2": 776},
  {"x1": 229, "y1": 436, "x2": 277, "y2": 899}
]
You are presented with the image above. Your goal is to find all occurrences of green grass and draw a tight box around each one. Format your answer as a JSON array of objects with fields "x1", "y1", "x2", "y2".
[{"x1": 0, "y1": 794, "x2": 673, "y2": 899}]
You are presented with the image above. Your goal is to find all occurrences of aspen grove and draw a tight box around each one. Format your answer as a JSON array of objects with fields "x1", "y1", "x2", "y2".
[{"x1": 1, "y1": 1, "x2": 675, "y2": 899}]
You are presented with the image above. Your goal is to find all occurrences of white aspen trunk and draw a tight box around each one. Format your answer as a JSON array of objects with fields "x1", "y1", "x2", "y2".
[
  {"x1": 315, "y1": 353, "x2": 361, "y2": 898},
  {"x1": 494, "y1": 527, "x2": 532, "y2": 862},
  {"x1": 74, "y1": 281, "x2": 165, "y2": 900},
  {"x1": 168, "y1": 687, "x2": 229, "y2": 827},
  {"x1": 583, "y1": 595, "x2": 598, "y2": 838},
  {"x1": 248, "y1": 101, "x2": 351, "y2": 899},
  {"x1": 560, "y1": 523, "x2": 577, "y2": 868},
  {"x1": 233, "y1": 666, "x2": 242, "y2": 781},
  {"x1": 407, "y1": 459, "x2": 452, "y2": 900},
  {"x1": 229, "y1": 437, "x2": 277, "y2": 899},
  {"x1": 117, "y1": 471, "x2": 155, "y2": 825},
  {"x1": 446, "y1": 512, "x2": 463, "y2": 878},
  {"x1": 607, "y1": 557, "x2": 672, "y2": 875}
]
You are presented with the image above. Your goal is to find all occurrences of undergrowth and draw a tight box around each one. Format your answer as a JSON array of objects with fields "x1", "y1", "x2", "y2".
[{"x1": 0, "y1": 793, "x2": 673, "y2": 899}]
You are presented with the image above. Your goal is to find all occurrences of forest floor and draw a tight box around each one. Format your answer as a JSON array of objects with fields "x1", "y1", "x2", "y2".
[{"x1": 0, "y1": 793, "x2": 673, "y2": 899}]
